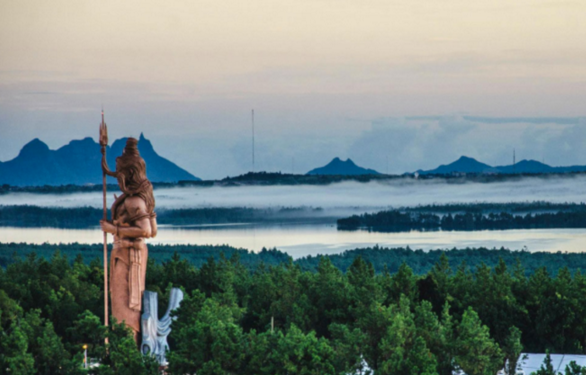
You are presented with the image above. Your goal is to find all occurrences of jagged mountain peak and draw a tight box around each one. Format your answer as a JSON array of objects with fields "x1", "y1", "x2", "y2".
[{"x1": 138, "y1": 133, "x2": 155, "y2": 155}]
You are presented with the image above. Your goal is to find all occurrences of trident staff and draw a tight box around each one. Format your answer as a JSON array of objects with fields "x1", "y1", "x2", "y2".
[{"x1": 99, "y1": 109, "x2": 109, "y2": 338}]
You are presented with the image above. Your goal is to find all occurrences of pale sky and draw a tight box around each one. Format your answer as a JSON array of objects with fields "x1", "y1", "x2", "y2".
[{"x1": 1, "y1": 0, "x2": 585, "y2": 178}]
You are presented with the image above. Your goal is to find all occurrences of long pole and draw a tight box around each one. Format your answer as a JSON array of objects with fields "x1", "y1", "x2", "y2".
[
  {"x1": 103, "y1": 159, "x2": 108, "y2": 330},
  {"x1": 99, "y1": 109, "x2": 109, "y2": 342}
]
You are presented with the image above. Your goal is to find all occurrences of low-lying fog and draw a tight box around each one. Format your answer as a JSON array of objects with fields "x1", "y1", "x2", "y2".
[{"x1": 2, "y1": 175, "x2": 585, "y2": 212}]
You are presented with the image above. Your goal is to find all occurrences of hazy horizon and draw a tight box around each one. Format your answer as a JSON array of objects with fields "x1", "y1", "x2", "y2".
[
  {"x1": 2, "y1": 115, "x2": 586, "y2": 179},
  {"x1": 2, "y1": 1, "x2": 585, "y2": 179}
]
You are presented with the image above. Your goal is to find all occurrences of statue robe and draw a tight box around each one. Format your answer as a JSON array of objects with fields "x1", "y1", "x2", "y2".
[{"x1": 110, "y1": 195, "x2": 154, "y2": 333}]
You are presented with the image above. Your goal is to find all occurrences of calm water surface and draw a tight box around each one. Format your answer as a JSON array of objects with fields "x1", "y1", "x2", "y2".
[{"x1": 0, "y1": 224, "x2": 584, "y2": 259}]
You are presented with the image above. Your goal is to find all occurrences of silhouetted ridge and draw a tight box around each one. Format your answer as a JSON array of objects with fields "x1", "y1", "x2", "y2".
[
  {"x1": 0, "y1": 134, "x2": 200, "y2": 186},
  {"x1": 417, "y1": 156, "x2": 586, "y2": 175},
  {"x1": 307, "y1": 157, "x2": 380, "y2": 176}
]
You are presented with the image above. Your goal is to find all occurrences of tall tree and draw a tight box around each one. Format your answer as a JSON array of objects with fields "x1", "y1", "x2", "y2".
[
  {"x1": 454, "y1": 307, "x2": 503, "y2": 375},
  {"x1": 378, "y1": 296, "x2": 438, "y2": 375}
]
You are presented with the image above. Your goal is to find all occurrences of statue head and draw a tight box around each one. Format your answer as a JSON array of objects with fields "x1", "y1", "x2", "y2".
[
  {"x1": 109, "y1": 137, "x2": 156, "y2": 223},
  {"x1": 115, "y1": 138, "x2": 148, "y2": 192}
]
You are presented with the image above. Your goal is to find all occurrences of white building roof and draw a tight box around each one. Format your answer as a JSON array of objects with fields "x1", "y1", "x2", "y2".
[
  {"x1": 454, "y1": 353, "x2": 586, "y2": 375},
  {"x1": 516, "y1": 353, "x2": 586, "y2": 374}
]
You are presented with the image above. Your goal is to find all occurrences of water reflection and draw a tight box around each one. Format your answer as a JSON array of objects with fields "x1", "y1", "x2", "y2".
[{"x1": 0, "y1": 224, "x2": 584, "y2": 259}]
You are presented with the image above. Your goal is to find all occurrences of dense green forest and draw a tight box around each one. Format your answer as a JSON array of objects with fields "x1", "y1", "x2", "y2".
[
  {"x1": 4, "y1": 248, "x2": 586, "y2": 373},
  {"x1": 338, "y1": 210, "x2": 586, "y2": 232},
  {"x1": 4, "y1": 243, "x2": 586, "y2": 276},
  {"x1": 0, "y1": 205, "x2": 326, "y2": 228},
  {"x1": 0, "y1": 243, "x2": 289, "y2": 270}
]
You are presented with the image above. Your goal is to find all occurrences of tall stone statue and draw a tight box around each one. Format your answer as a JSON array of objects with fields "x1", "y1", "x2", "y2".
[{"x1": 99, "y1": 136, "x2": 158, "y2": 342}]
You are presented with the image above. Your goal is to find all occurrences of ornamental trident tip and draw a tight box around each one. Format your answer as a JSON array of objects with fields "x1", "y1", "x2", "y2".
[{"x1": 99, "y1": 114, "x2": 108, "y2": 148}]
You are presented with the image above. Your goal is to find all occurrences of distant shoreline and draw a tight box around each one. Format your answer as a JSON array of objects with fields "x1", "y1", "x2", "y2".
[{"x1": 2, "y1": 170, "x2": 586, "y2": 194}]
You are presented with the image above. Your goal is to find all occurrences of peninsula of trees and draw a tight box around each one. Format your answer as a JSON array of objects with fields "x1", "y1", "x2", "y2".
[{"x1": 337, "y1": 203, "x2": 586, "y2": 232}]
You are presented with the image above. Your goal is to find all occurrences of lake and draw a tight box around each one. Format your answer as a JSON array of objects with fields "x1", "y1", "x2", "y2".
[
  {"x1": 2, "y1": 177, "x2": 585, "y2": 258},
  {"x1": 1, "y1": 224, "x2": 584, "y2": 259}
]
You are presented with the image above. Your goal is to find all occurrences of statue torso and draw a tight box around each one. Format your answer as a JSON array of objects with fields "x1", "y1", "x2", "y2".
[
  {"x1": 111, "y1": 195, "x2": 154, "y2": 241},
  {"x1": 113, "y1": 199, "x2": 132, "y2": 227}
]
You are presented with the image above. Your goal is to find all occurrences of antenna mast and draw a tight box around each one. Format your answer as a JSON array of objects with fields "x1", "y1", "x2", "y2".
[
  {"x1": 252, "y1": 109, "x2": 255, "y2": 173},
  {"x1": 513, "y1": 148, "x2": 516, "y2": 174}
]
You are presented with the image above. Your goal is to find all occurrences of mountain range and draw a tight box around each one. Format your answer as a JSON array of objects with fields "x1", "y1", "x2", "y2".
[
  {"x1": 3, "y1": 133, "x2": 585, "y2": 186},
  {"x1": 305, "y1": 155, "x2": 586, "y2": 176},
  {"x1": 416, "y1": 156, "x2": 586, "y2": 175},
  {"x1": 0, "y1": 133, "x2": 199, "y2": 186},
  {"x1": 306, "y1": 158, "x2": 381, "y2": 175}
]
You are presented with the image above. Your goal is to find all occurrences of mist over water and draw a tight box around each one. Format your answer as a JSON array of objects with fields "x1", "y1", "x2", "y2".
[
  {"x1": 1, "y1": 176, "x2": 585, "y2": 212},
  {"x1": 1, "y1": 176, "x2": 585, "y2": 255}
]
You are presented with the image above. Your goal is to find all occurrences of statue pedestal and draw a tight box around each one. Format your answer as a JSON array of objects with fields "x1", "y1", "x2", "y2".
[{"x1": 141, "y1": 288, "x2": 184, "y2": 365}]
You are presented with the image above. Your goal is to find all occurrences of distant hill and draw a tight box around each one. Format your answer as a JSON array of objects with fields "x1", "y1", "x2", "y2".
[
  {"x1": 307, "y1": 157, "x2": 381, "y2": 176},
  {"x1": 0, "y1": 133, "x2": 199, "y2": 186},
  {"x1": 416, "y1": 155, "x2": 586, "y2": 175},
  {"x1": 495, "y1": 160, "x2": 555, "y2": 174},
  {"x1": 417, "y1": 156, "x2": 497, "y2": 175}
]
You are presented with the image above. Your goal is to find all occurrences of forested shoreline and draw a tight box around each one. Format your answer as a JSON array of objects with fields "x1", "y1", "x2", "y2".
[
  {"x1": 2, "y1": 201, "x2": 585, "y2": 229},
  {"x1": 0, "y1": 205, "x2": 326, "y2": 228},
  {"x1": 338, "y1": 210, "x2": 586, "y2": 232},
  {"x1": 3, "y1": 249, "x2": 586, "y2": 373},
  {"x1": 401, "y1": 202, "x2": 586, "y2": 214}
]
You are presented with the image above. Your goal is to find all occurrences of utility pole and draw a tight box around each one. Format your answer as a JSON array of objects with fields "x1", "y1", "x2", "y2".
[
  {"x1": 513, "y1": 148, "x2": 516, "y2": 174},
  {"x1": 252, "y1": 109, "x2": 255, "y2": 173}
]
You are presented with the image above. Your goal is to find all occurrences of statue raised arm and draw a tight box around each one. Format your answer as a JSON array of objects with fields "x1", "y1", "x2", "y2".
[{"x1": 101, "y1": 155, "x2": 118, "y2": 177}]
